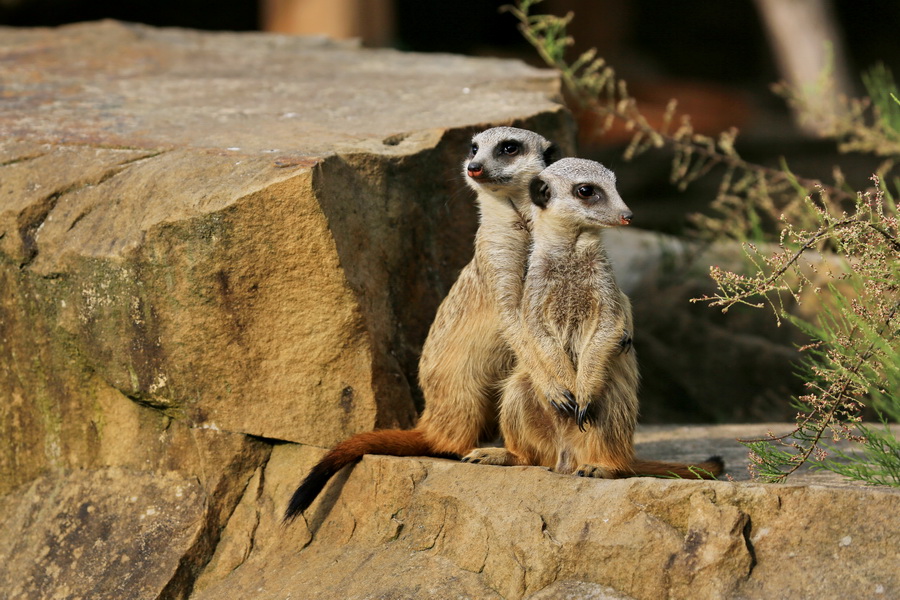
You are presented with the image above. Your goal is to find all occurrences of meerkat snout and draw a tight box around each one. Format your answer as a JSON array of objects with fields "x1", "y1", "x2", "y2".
[
  {"x1": 467, "y1": 161, "x2": 484, "y2": 178},
  {"x1": 619, "y1": 210, "x2": 633, "y2": 225}
]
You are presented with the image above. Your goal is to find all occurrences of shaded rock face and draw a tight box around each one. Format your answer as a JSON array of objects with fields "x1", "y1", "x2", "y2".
[{"x1": 603, "y1": 229, "x2": 807, "y2": 422}]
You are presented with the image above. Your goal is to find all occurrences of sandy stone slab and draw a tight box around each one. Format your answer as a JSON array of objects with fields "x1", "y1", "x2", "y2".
[
  {"x1": 0, "y1": 20, "x2": 562, "y2": 154},
  {"x1": 190, "y1": 425, "x2": 899, "y2": 600},
  {"x1": 0, "y1": 468, "x2": 205, "y2": 600}
]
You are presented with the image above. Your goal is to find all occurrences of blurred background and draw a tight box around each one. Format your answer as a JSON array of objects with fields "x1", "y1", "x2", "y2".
[
  {"x1": 4, "y1": 0, "x2": 898, "y2": 423},
  {"x1": 4, "y1": 0, "x2": 899, "y2": 229}
]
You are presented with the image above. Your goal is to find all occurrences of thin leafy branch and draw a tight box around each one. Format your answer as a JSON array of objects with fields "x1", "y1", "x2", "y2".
[
  {"x1": 696, "y1": 182, "x2": 899, "y2": 483},
  {"x1": 741, "y1": 299, "x2": 898, "y2": 483}
]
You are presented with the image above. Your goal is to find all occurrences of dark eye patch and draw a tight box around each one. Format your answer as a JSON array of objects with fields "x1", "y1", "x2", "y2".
[
  {"x1": 499, "y1": 141, "x2": 520, "y2": 156},
  {"x1": 542, "y1": 143, "x2": 559, "y2": 166},
  {"x1": 469, "y1": 143, "x2": 478, "y2": 157}
]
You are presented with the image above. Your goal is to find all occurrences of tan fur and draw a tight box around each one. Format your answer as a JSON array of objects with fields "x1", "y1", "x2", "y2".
[
  {"x1": 416, "y1": 127, "x2": 558, "y2": 454},
  {"x1": 463, "y1": 158, "x2": 722, "y2": 480}
]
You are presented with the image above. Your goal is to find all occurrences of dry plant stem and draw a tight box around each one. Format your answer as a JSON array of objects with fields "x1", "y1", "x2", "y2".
[
  {"x1": 505, "y1": 1, "x2": 856, "y2": 204},
  {"x1": 583, "y1": 95, "x2": 853, "y2": 202},
  {"x1": 739, "y1": 301, "x2": 900, "y2": 482},
  {"x1": 702, "y1": 215, "x2": 899, "y2": 311}
]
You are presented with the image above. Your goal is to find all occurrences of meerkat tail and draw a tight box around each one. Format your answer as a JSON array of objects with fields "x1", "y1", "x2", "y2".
[
  {"x1": 626, "y1": 456, "x2": 724, "y2": 480},
  {"x1": 283, "y1": 429, "x2": 457, "y2": 522}
]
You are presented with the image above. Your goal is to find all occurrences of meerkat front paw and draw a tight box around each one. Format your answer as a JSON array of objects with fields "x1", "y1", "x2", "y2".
[
  {"x1": 548, "y1": 389, "x2": 578, "y2": 418},
  {"x1": 461, "y1": 448, "x2": 519, "y2": 466},
  {"x1": 549, "y1": 390, "x2": 594, "y2": 432},
  {"x1": 575, "y1": 464, "x2": 616, "y2": 479}
]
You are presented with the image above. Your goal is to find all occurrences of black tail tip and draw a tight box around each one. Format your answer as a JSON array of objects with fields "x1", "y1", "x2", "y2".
[
  {"x1": 282, "y1": 457, "x2": 344, "y2": 525},
  {"x1": 282, "y1": 494, "x2": 309, "y2": 524},
  {"x1": 282, "y1": 477, "x2": 321, "y2": 524},
  {"x1": 706, "y1": 455, "x2": 725, "y2": 471}
]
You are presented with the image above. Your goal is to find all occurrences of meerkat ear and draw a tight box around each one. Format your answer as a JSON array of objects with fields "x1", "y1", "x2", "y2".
[
  {"x1": 542, "y1": 143, "x2": 560, "y2": 166},
  {"x1": 529, "y1": 176, "x2": 551, "y2": 208}
]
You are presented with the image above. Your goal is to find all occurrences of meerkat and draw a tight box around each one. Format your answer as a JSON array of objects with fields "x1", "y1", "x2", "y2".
[
  {"x1": 284, "y1": 127, "x2": 559, "y2": 521},
  {"x1": 463, "y1": 158, "x2": 723, "y2": 479}
]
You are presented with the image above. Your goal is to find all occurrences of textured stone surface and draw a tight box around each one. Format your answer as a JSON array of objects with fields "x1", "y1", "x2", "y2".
[
  {"x1": 0, "y1": 469, "x2": 206, "y2": 600},
  {"x1": 191, "y1": 424, "x2": 900, "y2": 600},
  {"x1": 0, "y1": 21, "x2": 573, "y2": 496},
  {"x1": 0, "y1": 412, "x2": 270, "y2": 600}
]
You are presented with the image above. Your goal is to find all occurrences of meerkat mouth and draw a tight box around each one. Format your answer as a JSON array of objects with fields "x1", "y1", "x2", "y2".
[
  {"x1": 584, "y1": 216, "x2": 620, "y2": 228},
  {"x1": 472, "y1": 176, "x2": 515, "y2": 192},
  {"x1": 471, "y1": 174, "x2": 510, "y2": 184}
]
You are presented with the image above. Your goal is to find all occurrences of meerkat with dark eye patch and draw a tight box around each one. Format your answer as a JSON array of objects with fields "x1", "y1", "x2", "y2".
[
  {"x1": 462, "y1": 158, "x2": 723, "y2": 479},
  {"x1": 284, "y1": 127, "x2": 559, "y2": 522},
  {"x1": 415, "y1": 127, "x2": 560, "y2": 452}
]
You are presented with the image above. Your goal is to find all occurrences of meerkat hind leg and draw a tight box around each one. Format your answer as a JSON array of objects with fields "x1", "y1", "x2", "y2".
[{"x1": 461, "y1": 447, "x2": 526, "y2": 466}]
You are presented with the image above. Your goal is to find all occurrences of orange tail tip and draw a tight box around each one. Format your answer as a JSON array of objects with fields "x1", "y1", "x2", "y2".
[{"x1": 283, "y1": 429, "x2": 458, "y2": 523}]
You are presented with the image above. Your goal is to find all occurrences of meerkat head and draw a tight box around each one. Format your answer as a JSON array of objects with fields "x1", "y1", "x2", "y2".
[
  {"x1": 463, "y1": 127, "x2": 559, "y2": 200},
  {"x1": 529, "y1": 158, "x2": 633, "y2": 229}
]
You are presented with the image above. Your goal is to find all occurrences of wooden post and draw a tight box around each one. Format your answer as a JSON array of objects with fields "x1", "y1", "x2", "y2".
[
  {"x1": 754, "y1": 0, "x2": 854, "y2": 133},
  {"x1": 261, "y1": 0, "x2": 395, "y2": 47}
]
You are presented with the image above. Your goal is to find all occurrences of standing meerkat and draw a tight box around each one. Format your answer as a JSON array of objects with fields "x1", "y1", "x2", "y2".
[
  {"x1": 285, "y1": 127, "x2": 559, "y2": 521},
  {"x1": 415, "y1": 127, "x2": 560, "y2": 452},
  {"x1": 463, "y1": 158, "x2": 723, "y2": 479}
]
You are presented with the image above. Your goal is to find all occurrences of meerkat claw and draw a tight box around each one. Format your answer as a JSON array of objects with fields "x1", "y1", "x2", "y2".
[
  {"x1": 576, "y1": 404, "x2": 591, "y2": 431},
  {"x1": 561, "y1": 390, "x2": 579, "y2": 417}
]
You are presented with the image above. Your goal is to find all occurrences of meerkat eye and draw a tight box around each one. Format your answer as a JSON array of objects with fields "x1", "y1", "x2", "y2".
[
  {"x1": 470, "y1": 143, "x2": 479, "y2": 157},
  {"x1": 500, "y1": 141, "x2": 520, "y2": 156},
  {"x1": 576, "y1": 185, "x2": 596, "y2": 200}
]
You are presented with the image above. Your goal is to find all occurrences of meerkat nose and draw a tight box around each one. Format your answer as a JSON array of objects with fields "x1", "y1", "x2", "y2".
[
  {"x1": 467, "y1": 162, "x2": 484, "y2": 177},
  {"x1": 619, "y1": 211, "x2": 633, "y2": 225}
]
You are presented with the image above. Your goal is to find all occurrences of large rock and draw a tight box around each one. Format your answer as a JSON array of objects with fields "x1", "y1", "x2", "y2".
[
  {"x1": 191, "y1": 424, "x2": 899, "y2": 600},
  {"x1": 0, "y1": 20, "x2": 575, "y2": 600},
  {"x1": 604, "y1": 228, "x2": 816, "y2": 422},
  {"x1": 0, "y1": 20, "x2": 574, "y2": 495}
]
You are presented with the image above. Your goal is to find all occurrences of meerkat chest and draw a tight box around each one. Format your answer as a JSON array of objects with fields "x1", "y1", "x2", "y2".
[
  {"x1": 543, "y1": 275, "x2": 596, "y2": 327},
  {"x1": 532, "y1": 252, "x2": 612, "y2": 342}
]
